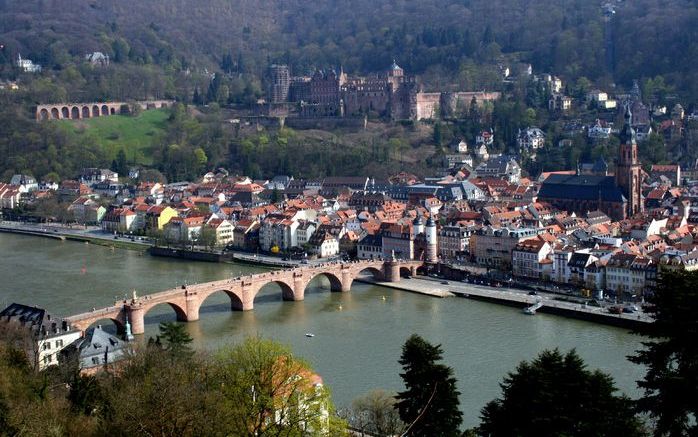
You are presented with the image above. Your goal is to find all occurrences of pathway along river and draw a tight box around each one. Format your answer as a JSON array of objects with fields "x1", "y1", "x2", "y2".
[{"x1": 0, "y1": 233, "x2": 644, "y2": 427}]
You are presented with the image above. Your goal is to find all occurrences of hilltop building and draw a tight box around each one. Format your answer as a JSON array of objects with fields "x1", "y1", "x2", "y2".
[{"x1": 272, "y1": 61, "x2": 499, "y2": 121}]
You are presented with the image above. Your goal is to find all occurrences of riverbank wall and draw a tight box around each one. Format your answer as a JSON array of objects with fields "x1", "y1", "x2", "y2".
[
  {"x1": 0, "y1": 225, "x2": 150, "y2": 250},
  {"x1": 360, "y1": 277, "x2": 649, "y2": 330},
  {"x1": 148, "y1": 246, "x2": 234, "y2": 262},
  {"x1": 0, "y1": 226, "x2": 66, "y2": 241}
]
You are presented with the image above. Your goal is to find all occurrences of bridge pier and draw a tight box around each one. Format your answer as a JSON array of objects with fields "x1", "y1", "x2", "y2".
[
  {"x1": 238, "y1": 282, "x2": 255, "y2": 310},
  {"x1": 384, "y1": 260, "x2": 401, "y2": 283},
  {"x1": 129, "y1": 306, "x2": 146, "y2": 335},
  {"x1": 186, "y1": 292, "x2": 200, "y2": 322},
  {"x1": 341, "y1": 267, "x2": 352, "y2": 292},
  {"x1": 292, "y1": 273, "x2": 305, "y2": 301}
]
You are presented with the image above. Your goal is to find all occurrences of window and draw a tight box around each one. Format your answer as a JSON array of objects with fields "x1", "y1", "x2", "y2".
[
  {"x1": 43, "y1": 342, "x2": 51, "y2": 350},
  {"x1": 92, "y1": 357, "x2": 100, "y2": 365},
  {"x1": 44, "y1": 355, "x2": 52, "y2": 364},
  {"x1": 56, "y1": 339, "x2": 64, "y2": 348}
]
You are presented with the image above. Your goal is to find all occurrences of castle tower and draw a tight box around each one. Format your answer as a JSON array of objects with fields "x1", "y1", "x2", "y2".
[
  {"x1": 425, "y1": 215, "x2": 438, "y2": 263},
  {"x1": 616, "y1": 106, "x2": 644, "y2": 218},
  {"x1": 269, "y1": 64, "x2": 291, "y2": 103}
]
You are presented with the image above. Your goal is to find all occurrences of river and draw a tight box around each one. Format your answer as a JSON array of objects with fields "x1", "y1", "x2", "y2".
[{"x1": 0, "y1": 233, "x2": 645, "y2": 428}]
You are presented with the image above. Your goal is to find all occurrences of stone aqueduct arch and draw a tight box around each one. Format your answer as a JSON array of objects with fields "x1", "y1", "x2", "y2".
[
  {"x1": 66, "y1": 260, "x2": 421, "y2": 335},
  {"x1": 34, "y1": 100, "x2": 175, "y2": 121}
]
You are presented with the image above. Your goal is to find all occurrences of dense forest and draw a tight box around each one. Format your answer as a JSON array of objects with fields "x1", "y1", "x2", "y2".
[
  {"x1": 0, "y1": 0, "x2": 696, "y2": 182},
  {"x1": 1, "y1": 0, "x2": 697, "y2": 102}
]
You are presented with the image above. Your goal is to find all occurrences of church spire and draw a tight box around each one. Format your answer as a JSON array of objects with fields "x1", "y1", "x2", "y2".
[{"x1": 619, "y1": 105, "x2": 636, "y2": 145}]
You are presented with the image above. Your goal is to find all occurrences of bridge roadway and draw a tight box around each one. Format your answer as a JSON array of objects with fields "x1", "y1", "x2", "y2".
[{"x1": 66, "y1": 259, "x2": 421, "y2": 335}]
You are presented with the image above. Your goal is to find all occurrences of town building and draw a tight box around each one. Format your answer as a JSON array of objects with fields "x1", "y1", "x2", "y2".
[
  {"x1": 512, "y1": 238, "x2": 553, "y2": 279},
  {"x1": 438, "y1": 225, "x2": 473, "y2": 259},
  {"x1": 61, "y1": 326, "x2": 128, "y2": 375},
  {"x1": 0, "y1": 303, "x2": 82, "y2": 370},
  {"x1": 517, "y1": 127, "x2": 546, "y2": 150},
  {"x1": 469, "y1": 227, "x2": 540, "y2": 268}
]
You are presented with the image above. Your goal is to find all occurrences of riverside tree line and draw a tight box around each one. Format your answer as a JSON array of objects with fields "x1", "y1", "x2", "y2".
[{"x1": 1, "y1": 270, "x2": 697, "y2": 436}]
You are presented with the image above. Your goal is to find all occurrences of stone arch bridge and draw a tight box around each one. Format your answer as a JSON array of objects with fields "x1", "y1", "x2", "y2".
[
  {"x1": 35, "y1": 100, "x2": 175, "y2": 121},
  {"x1": 66, "y1": 259, "x2": 421, "y2": 336}
]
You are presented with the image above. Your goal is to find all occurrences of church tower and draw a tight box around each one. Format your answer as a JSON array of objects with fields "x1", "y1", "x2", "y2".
[{"x1": 616, "y1": 106, "x2": 644, "y2": 218}]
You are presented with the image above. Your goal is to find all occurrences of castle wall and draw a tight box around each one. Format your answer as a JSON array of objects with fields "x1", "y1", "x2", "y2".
[{"x1": 416, "y1": 93, "x2": 441, "y2": 120}]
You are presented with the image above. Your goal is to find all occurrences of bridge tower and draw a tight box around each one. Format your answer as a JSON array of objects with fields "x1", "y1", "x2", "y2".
[{"x1": 425, "y1": 216, "x2": 438, "y2": 263}]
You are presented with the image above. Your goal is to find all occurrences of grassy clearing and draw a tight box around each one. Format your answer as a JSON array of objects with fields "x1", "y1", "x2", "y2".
[{"x1": 58, "y1": 109, "x2": 169, "y2": 165}]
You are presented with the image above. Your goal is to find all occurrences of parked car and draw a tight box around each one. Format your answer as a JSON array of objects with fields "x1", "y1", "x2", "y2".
[{"x1": 528, "y1": 290, "x2": 538, "y2": 296}]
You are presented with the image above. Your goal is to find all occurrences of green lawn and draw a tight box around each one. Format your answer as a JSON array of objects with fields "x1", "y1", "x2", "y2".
[{"x1": 58, "y1": 108, "x2": 169, "y2": 165}]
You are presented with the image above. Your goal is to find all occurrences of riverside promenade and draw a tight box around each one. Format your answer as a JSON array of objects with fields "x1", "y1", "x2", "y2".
[{"x1": 358, "y1": 276, "x2": 651, "y2": 329}]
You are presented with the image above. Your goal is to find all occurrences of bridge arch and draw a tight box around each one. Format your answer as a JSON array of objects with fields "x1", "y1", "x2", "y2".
[
  {"x1": 400, "y1": 266, "x2": 415, "y2": 277},
  {"x1": 81, "y1": 106, "x2": 90, "y2": 118},
  {"x1": 50, "y1": 107, "x2": 60, "y2": 119},
  {"x1": 198, "y1": 288, "x2": 247, "y2": 313},
  {"x1": 79, "y1": 317, "x2": 126, "y2": 335},
  {"x1": 71, "y1": 106, "x2": 80, "y2": 119},
  {"x1": 92, "y1": 105, "x2": 100, "y2": 117},
  {"x1": 101, "y1": 105, "x2": 109, "y2": 116},
  {"x1": 61, "y1": 106, "x2": 69, "y2": 118},
  {"x1": 304, "y1": 271, "x2": 343, "y2": 292},
  {"x1": 142, "y1": 301, "x2": 188, "y2": 324},
  {"x1": 252, "y1": 280, "x2": 296, "y2": 304},
  {"x1": 110, "y1": 107, "x2": 116, "y2": 115},
  {"x1": 356, "y1": 266, "x2": 384, "y2": 281},
  {"x1": 38, "y1": 108, "x2": 49, "y2": 120}
]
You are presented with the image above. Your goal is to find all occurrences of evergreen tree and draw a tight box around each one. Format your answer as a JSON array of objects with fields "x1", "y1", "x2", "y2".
[
  {"x1": 630, "y1": 270, "x2": 698, "y2": 436},
  {"x1": 433, "y1": 122, "x2": 444, "y2": 147},
  {"x1": 115, "y1": 149, "x2": 128, "y2": 176},
  {"x1": 157, "y1": 322, "x2": 194, "y2": 359},
  {"x1": 478, "y1": 349, "x2": 644, "y2": 437},
  {"x1": 396, "y1": 334, "x2": 462, "y2": 436}
]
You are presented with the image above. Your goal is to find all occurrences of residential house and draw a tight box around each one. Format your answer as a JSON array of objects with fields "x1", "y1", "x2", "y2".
[
  {"x1": 206, "y1": 218, "x2": 234, "y2": 246},
  {"x1": 164, "y1": 216, "x2": 205, "y2": 243},
  {"x1": 0, "y1": 303, "x2": 82, "y2": 371},
  {"x1": 549, "y1": 93, "x2": 572, "y2": 112},
  {"x1": 67, "y1": 197, "x2": 106, "y2": 224},
  {"x1": 357, "y1": 234, "x2": 383, "y2": 260},
  {"x1": 10, "y1": 174, "x2": 38, "y2": 192},
  {"x1": 567, "y1": 250, "x2": 598, "y2": 286},
  {"x1": 259, "y1": 216, "x2": 299, "y2": 252},
  {"x1": 381, "y1": 222, "x2": 415, "y2": 260},
  {"x1": 230, "y1": 219, "x2": 260, "y2": 251},
  {"x1": 606, "y1": 253, "x2": 652, "y2": 298},
  {"x1": 511, "y1": 239, "x2": 553, "y2": 279},
  {"x1": 588, "y1": 119, "x2": 612, "y2": 139},
  {"x1": 475, "y1": 156, "x2": 521, "y2": 183},
  {"x1": 476, "y1": 129, "x2": 494, "y2": 147},
  {"x1": 517, "y1": 127, "x2": 546, "y2": 150},
  {"x1": 79, "y1": 168, "x2": 118, "y2": 186},
  {"x1": 61, "y1": 326, "x2": 128, "y2": 375},
  {"x1": 101, "y1": 208, "x2": 137, "y2": 233},
  {"x1": 308, "y1": 230, "x2": 340, "y2": 258},
  {"x1": 438, "y1": 225, "x2": 473, "y2": 259},
  {"x1": 296, "y1": 221, "x2": 317, "y2": 247},
  {"x1": 0, "y1": 184, "x2": 22, "y2": 209}
]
